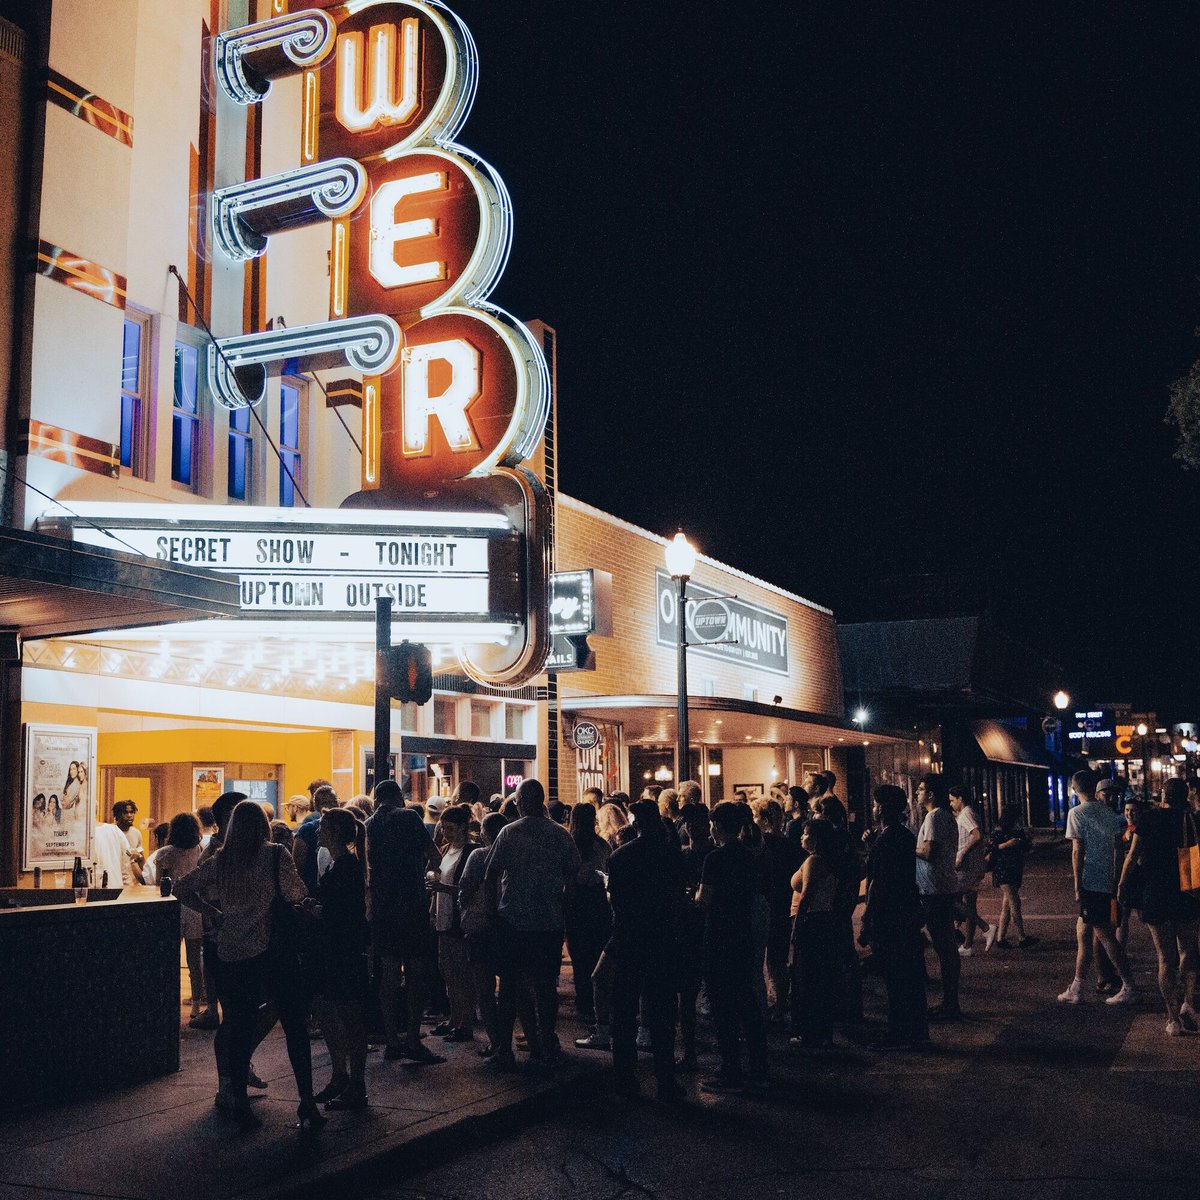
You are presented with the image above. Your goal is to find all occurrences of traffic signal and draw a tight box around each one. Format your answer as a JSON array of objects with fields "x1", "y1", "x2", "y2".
[{"x1": 380, "y1": 640, "x2": 433, "y2": 705}]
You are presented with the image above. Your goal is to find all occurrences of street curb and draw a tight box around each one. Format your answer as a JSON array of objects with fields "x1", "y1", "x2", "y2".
[{"x1": 237, "y1": 1057, "x2": 609, "y2": 1200}]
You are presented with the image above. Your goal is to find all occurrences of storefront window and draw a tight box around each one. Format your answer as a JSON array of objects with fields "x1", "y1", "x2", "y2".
[
  {"x1": 470, "y1": 700, "x2": 494, "y2": 738},
  {"x1": 400, "y1": 702, "x2": 419, "y2": 733},
  {"x1": 505, "y1": 705, "x2": 529, "y2": 741},
  {"x1": 433, "y1": 696, "x2": 456, "y2": 736}
]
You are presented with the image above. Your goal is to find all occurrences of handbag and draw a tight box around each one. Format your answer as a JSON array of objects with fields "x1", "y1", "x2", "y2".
[
  {"x1": 1178, "y1": 812, "x2": 1200, "y2": 895},
  {"x1": 267, "y1": 845, "x2": 312, "y2": 966}
]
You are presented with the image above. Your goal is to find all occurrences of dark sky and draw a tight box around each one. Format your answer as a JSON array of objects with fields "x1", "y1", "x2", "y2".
[{"x1": 449, "y1": 1, "x2": 1200, "y2": 718}]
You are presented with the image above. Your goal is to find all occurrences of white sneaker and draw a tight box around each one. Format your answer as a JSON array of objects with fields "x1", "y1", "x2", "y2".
[
  {"x1": 1057, "y1": 979, "x2": 1084, "y2": 1004},
  {"x1": 984, "y1": 925, "x2": 997, "y2": 952},
  {"x1": 574, "y1": 1026, "x2": 611, "y2": 1051},
  {"x1": 1105, "y1": 984, "x2": 1137, "y2": 1006},
  {"x1": 1166, "y1": 1019, "x2": 1184, "y2": 1036},
  {"x1": 958, "y1": 945, "x2": 973, "y2": 958}
]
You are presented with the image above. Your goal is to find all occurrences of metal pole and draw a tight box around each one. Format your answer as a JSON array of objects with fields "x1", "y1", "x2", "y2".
[
  {"x1": 375, "y1": 597, "x2": 392, "y2": 794},
  {"x1": 676, "y1": 574, "x2": 689, "y2": 788},
  {"x1": 1142, "y1": 737, "x2": 1152, "y2": 803}
]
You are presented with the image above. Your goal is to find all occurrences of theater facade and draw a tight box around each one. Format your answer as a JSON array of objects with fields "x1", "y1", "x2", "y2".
[{"x1": 0, "y1": 1, "x2": 911, "y2": 887}]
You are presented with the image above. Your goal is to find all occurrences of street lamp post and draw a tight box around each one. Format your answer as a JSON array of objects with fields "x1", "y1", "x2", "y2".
[
  {"x1": 665, "y1": 531, "x2": 697, "y2": 788},
  {"x1": 1136, "y1": 722, "x2": 1150, "y2": 802}
]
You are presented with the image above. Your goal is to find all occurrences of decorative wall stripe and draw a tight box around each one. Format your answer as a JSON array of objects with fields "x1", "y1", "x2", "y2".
[
  {"x1": 18, "y1": 420, "x2": 120, "y2": 479},
  {"x1": 32, "y1": 240, "x2": 127, "y2": 309},
  {"x1": 325, "y1": 377, "x2": 363, "y2": 409},
  {"x1": 42, "y1": 68, "x2": 133, "y2": 147}
]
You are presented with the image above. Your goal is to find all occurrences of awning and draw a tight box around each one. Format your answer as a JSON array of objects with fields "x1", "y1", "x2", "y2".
[
  {"x1": 972, "y1": 719, "x2": 1052, "y2": 769},
  {"x1": 560, "y1": 694, "x2": 912, "y2": 749},
  {"x1": 0, "y1": 527, "x2": 241, "y2": 646}
]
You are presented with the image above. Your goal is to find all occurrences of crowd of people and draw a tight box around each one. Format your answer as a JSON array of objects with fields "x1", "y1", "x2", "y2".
[{"x1": 147, "y1": 762, "x2": 1200, "y2": 1134}]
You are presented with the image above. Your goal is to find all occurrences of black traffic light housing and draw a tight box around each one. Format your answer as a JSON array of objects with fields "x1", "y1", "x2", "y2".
[{"x1": 380, "y1": 640, "x2": 433, "y2": 705}]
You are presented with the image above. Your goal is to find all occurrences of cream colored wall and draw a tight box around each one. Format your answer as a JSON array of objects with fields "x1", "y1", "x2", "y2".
[
  {"x1": 20, "y1": 0, "x2": 363, "y2": 525},
  {"x1": 722, "y1": 746, "x2": 788, "y2": 795}
]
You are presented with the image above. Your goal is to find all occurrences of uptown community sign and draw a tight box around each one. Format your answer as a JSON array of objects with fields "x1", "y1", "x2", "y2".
[{"x1": 655, "y1": 570, "x2": 789, "y2": 676}]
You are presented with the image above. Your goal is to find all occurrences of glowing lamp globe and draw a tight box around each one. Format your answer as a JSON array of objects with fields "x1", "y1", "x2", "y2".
[{"x1": 665, "y1": 531, "x2": 697, "y2": 579}]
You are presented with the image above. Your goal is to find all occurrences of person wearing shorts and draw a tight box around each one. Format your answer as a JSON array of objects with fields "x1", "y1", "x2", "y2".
[{"x1": 1058, "y1": 770, "x2": 1137, "y2": 1006}]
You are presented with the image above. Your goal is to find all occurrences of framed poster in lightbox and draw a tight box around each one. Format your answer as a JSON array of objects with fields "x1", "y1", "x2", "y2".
[{"x1": 22, "y1": 724, "x2": 97, "y2": 870}]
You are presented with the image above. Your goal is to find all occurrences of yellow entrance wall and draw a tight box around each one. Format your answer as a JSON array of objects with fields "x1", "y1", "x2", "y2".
[
  {"x1": 21, "y1": 701, "x2": 334, "y2": 813},
  {"x1": 98, "y1": 729, "x2": 334, "y2": 806}
]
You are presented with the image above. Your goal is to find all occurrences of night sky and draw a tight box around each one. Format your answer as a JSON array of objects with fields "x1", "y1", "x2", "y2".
[{"x1": 454, "y1": 2, "x2": 1200, "y2": 716}]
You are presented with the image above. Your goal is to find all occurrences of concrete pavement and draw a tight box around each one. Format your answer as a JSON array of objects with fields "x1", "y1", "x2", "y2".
[{"x1": 4, "y1": 840, "x2": 1198, "y2": 1200}]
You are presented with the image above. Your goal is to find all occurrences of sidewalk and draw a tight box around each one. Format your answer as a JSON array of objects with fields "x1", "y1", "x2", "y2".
[
  {"x1": 0, "y1": 1008, "x2": 603, "y2": 1200},
  {"x1": 3, "y1": 838, "x2": 1189, "y2": 1200}
]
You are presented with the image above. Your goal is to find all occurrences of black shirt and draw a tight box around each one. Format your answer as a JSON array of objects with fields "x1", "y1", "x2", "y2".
[
  {"x1": 764, "y1": 831, "x2": 802, "y2": 923},
  {"x1": 606, "y1": 833, "x2": 681, "y2": 957},
  {"x1": 701, "y1": 841, "x2": 757, "y2": 967},
  {"x1": 366, "y1": 803, "x2": 432, "y2": 919},
  {"x1": 866, "y1": 823, "x2": 921, "y2": 919}
]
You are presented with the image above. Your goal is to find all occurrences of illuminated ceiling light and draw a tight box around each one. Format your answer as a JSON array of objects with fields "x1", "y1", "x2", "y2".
[
  {"x1": 1053, "y1": 690, "x2": 1070, "y2": 711},
  {"x1": 654, "y1": 765, "x2": 673, "y2": 782},
  {"x1": 853, "y1": 707, "x2": 868, "y2": 725}
]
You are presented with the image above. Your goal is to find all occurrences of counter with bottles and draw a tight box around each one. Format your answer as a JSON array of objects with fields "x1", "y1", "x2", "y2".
[{"x1": 0, "y1": 887, "x2": 181, "y2": 1105}]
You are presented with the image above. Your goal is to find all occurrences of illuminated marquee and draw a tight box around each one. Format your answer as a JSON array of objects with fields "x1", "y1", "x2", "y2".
[{"x1": 50, "y1": 504, "x2": 522, "y2": 627}]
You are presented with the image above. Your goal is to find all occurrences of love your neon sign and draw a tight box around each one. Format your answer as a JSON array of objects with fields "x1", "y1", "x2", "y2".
[{"x1": 209, "y1": 1, "x2": 550, "y2": 496}]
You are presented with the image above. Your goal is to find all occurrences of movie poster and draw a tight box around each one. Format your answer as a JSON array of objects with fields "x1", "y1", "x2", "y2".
[
  {"x1": 192, "y1": 767, "x2": 224, "y2": 810},
  {"x1": 23, "y1": 724, "x2": 96, "y2": 869}
]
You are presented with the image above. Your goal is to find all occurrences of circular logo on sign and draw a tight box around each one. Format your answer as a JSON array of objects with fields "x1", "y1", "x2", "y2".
[
  {"x1": 688, "y1": 597, "x2": 731, "y2": 644},
  {"x1": 571, "y1": 721, "x2": 601, "y2": 751}
]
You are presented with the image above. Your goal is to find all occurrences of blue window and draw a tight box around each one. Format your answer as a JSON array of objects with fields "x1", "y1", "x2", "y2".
[
  {"x1": 119, "y1": 317, "x2": 146, "y2": 471},
  {"x1": 279, "y1": 381, "x2": 303, "y2": 506},
  {"x1": 228, "y1": 406, "x2": 251, "y2": 500},
  {"x1": 172, "y1": 342, "x2": 201, "y2": 485}
]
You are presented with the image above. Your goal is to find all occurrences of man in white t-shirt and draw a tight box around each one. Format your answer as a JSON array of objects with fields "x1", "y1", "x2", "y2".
[
  {"x1": 950, "y1": 786, "x2": 995, "y2": 955},
  {"x1": 1058, "y1": 770, "x2": 1137, "y2": 1006},
  {"x1": 915, "y1": 774, "x2": 962, "y2": 1019},
  {"x1": 92, "y1": 802, "x2": 139, "y2": 889}
]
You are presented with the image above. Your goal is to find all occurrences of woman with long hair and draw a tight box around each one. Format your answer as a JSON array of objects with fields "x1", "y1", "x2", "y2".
[
  {"x1": 311, "y1": 808, "x2": 370, "y2": 1111},
  {"x1": 790, "y1": 818, "x2": 840, "y2": 1049},
  {"x1": 565, "y1": 802, "x2": 611, "y2": 1021},
  {"x1": 175, "y1": 800, "x2": 320, "y2": 1131},
  {"x1": 154, "y1": 812, "x2": 210, "y2": 1027},
  {"x1": 597, "y1": 801, "x2": 630, "y2": 850},
  {"x1": 1118, "y1": 777, "x2": 1200, "y2": 1035},
  {"x1": 60, "y1": 761, "x2": 81, "y2": 819}
]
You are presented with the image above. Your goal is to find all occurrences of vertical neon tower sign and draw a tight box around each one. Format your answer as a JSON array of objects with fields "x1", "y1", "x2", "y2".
[
  {"x1": 209, "y1": 1, "x2": 552, "y2": 683},
  {"x1": 209, "y1": 1, "x2": 549, "y2": 495}
]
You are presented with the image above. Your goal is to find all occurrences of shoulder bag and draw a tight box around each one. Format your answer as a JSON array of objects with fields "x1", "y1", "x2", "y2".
[{"x1": 1178, "y1": 812, "x2": 1200, "y2": 895}]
